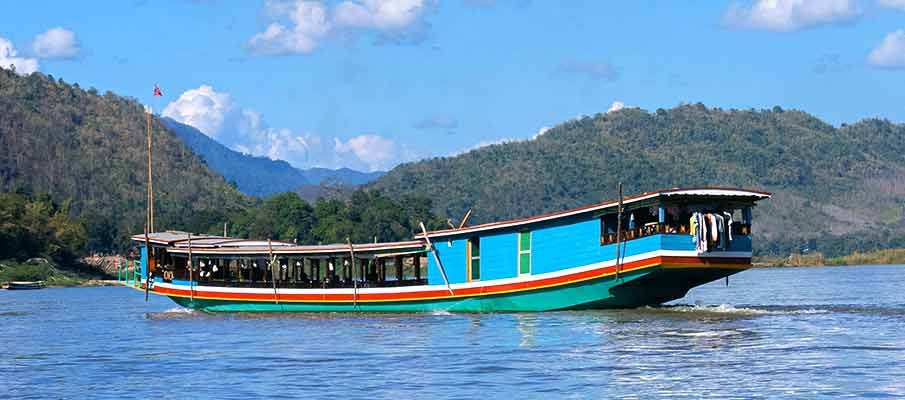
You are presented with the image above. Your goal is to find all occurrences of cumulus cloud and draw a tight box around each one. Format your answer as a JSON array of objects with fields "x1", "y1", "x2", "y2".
[
  {"x1": 162, "y1": 85, "x2": 234, "y2": 137},
  {"x1": 164, "y1": 85, "x2": 412, "y2": 171},
  {"x1": 532, "y1": 126, "x2": 550, "y2": 139},
  {"x1": 247, "y1": 0, "x2": 428, "y2": 56},
  {"x1": 868, "y1": 29, "x2": 905, "y2": 67},
  {"x1": 0, "y1": 37, "x2": 39, "y2": 75},
  {"x1": 334, "y1": 0, "x2": 425, "y2": 29},
  {"x1": 555, "y1": 60, "x2": 620, "y2": 81},
  {"x1": 246, "y1": 1, "x2": 331, "y2": 55},
  {"x1": 878, "y1": 0, "x2": 905, "y2": 10},
  {"x1": 31, "y1": 27, "x2": 80, "y2": 59},
  {"x1": 334, "y1": 134, "x2": 414, "y2": 171},
  {"x1": 722, "y1": 0, "x2": 861, "y2": 32},
  {"x1": 607, "y1": 101, "x2": 625, "y2": 113}
]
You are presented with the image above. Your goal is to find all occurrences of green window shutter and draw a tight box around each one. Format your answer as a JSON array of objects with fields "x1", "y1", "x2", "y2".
[
  {"x1": 471, "y1": 259, "x2": 480, "y2": 280},
  {"x1": 519, "y1": 232, "x2": 530, "y2": 251},
  {"x1": 519, "y1": 253, "x2": 530, "y2": 275},
  {"x1": 518, "y1": 231, "x2": 531, "y2": 275}
]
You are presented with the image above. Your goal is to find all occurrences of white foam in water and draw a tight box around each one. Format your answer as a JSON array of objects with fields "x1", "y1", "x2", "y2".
[
  {"x1": 664, "y1": 329, "x2": 744, "y2": 337},
  {"x1": 164, "y1": 307, "x2": 194, "y2": 314},
  {"x1": 658, "y1": 304, "x2": 828, "y2": 316},
  {"x1": 430, "y1": 309, "x2": 453, "y2": 316}
]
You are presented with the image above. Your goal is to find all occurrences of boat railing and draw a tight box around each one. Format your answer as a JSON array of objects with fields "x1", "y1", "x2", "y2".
[
  {"x1": 187, "y1": 278, "x2": 429, "y2": 289},
  {"x1": 600, "y1": 222, "x2": 751, "y2": 246}
]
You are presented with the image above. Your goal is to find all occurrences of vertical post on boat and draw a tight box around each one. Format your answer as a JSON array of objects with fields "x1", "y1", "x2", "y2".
[
  {"x1": 615, "y1": 182, "x2": 623, "y2": 280},
  {"x1": 144, "y1": 226, "x2": 151, "y2": 302},
  {"x1": 420, "y1": 222, "x2": 454, "y2": 295},
  {"x1": 268, "y1": 239, "x2": 279, "y2": 305},
  {"x1": 187, "y1": 233, "x2": 194, "y2": 301},
  {"x1": 347, "y1": 237, "x2": 359, "y2": 310}
]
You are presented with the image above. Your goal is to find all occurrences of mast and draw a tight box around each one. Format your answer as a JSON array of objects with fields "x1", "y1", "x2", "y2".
[{"x1": 146, "y1": 109, "x2": 154, "y2": 232}]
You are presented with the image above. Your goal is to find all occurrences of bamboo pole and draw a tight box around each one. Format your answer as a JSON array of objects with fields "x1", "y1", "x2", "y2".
[
  {"x1": 146, "y1": 110, "x2": 154, "y2": 232},
  {"x1": 616, "y1": 185, "x2": 623, "y2": 278},
  {"x1": 269, "y1": 239, "x2": 279, "y2": 305},
  {"x1": 144, "y1": 225, "x2": 151, "y2": 301},
  {"x1": 347, "y1": 237, "x2": 358, "y2": 309},
  {"x1": 419, "y1": 222, "x2": 454, "y2": 295},
  {"x1": 188, "y1": 233, "x2": 194, "y2": 301}
]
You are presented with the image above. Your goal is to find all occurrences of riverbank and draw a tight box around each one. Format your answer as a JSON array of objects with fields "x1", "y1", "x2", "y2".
[
  {"x1": 0, "y1": 258, "x2": 109, "y2": 288},
  {"x1": 753, "y1": 248, "x2": 905, "y2": 268}
]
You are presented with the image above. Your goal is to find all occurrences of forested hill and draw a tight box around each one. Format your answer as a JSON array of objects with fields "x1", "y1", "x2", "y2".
[
  {"x1": 0, "y1": 69, "x2": 250, "y2": 251},
  {"x1": 369, "y1": 104, "x2": 905, "y2": 256}
]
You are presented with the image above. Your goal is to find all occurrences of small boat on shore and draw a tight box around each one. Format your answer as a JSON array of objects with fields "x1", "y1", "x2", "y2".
[
  {"x1": 6, "y1": 281, "x2": 45, "y2": 290},
  {"x1": 129, "y1": 186, "x2": 770, "y2": 312}
]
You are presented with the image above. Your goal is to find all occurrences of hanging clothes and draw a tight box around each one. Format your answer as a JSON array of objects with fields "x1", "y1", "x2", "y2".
[
  {"x1": 715, "y1": 213, "x2": 726, "y2": 250},
  {"x1": 723, "y1": 211, "x2": 734, "y2": 242}
]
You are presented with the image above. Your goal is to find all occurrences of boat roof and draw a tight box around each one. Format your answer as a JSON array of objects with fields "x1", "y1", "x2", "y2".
[
  {"x1": 131, "y1": 231, "x2": 426, "y2": 257},
  {"x1": 418, "y1": 186, "x2": 770, "y2": 239}
]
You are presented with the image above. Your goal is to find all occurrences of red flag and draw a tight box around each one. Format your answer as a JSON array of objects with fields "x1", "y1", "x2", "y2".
[{"x1": 153, "y1": 84, "x2": 163, "y2": 97}]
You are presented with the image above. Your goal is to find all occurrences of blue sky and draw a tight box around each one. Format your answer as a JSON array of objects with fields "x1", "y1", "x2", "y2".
[{"x1": 2, "y1": 0, "x2": 905, "y2": 171}]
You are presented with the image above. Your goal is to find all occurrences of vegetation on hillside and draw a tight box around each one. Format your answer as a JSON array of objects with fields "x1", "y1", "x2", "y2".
[
  {"x1": 0, "y1": 69, "x2": 251, "y2": 251},
  {"x1": 226, "y1": 190, "x2": 442, "y2": 244},
  {"x1": 0, "y1": 191, "x2": 106, "y2": 284},
  {"x1": 369, "y1": 104, "x2": 905, "y2": 257}
]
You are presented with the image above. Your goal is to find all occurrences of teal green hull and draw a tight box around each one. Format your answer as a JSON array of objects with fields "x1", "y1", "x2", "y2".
[{"x1": 168, "y1": 267, "x2": 742, "y2": 313}]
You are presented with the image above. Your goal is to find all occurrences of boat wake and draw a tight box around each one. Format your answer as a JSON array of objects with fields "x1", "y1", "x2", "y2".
[
  {"x1": 145, "y1": 307, "x2": 200, "y2": 319},
  {"x1": 646, "y1": 304, "x2": 829, "y2": 316},
  {"x1": 663, "y1": 329, "x2": 745, "y2": 337}
]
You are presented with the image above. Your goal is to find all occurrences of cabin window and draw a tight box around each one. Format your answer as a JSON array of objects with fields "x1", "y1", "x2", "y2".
[
  {"x1": 518, "y1": 231, "x2": 531, "y2": 275},
  {"x1": 468, "y1": 237, "x2": 481, "y2": 281}
]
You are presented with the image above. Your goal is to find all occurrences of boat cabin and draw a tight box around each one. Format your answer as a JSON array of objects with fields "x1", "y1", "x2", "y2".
[
  {"x1": 418, "y1": 187, "x2": 769, "y2": 286},
  {"x1": 131, "y1": 231, "x2": 429, "y2": 289}
]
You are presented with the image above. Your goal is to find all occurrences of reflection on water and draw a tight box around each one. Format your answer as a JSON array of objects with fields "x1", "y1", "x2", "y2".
[{"x1": 1, "y1": 265, "x2": 904, "y2": 399}]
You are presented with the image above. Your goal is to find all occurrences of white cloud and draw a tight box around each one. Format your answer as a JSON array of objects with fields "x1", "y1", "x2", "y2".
[
  {"x1": 334, "y1": 0, "x2": 425, "y2": 29},
  {"x1": 31, "y1": 27, "x2": 80, "y2": 59},
  {"x1": 879, "y1": 0, "x2": 905, "y2": 10},
  {"x1": 868, "y1": 29, "x2": 905, "y2": 67},
  {"x1": 532, "y1": 126, "x2": 550, "y2": 139},
  {"x1": 162, "y1": 85, "x2": 234, "y2": 137},
  {"x1": 722, "y1": 0, "x2": 861, "y2": 32},
  {"x1": 334, "y1": 134, "x2": 414, "y2": 171},
  {"x1": 165, "y1": 85, "x2": 413, "y2": 171},
  {"x1": 247, "y1": 1, "x2": 331, "y2": 55},
  {"x1": 0, "y1": 37, "x2": 39, "y2": 75},
  {"x1": 247, "y1": 0, "x2": 428, "y2": 56},
  {"x1": 607, "y1": 101, "x2": 625, "y2": 113}
]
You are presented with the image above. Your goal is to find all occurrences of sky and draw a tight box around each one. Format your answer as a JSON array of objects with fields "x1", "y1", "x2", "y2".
[{"x1": 2, "y1": 0, "x2": 905, "y2": 171}]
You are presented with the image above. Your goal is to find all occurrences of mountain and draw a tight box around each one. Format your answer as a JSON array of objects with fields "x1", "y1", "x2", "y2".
[
  {"x1": 369, "y1": 104, "x2": 905, "y2": 257},
  {"x1": 0, "y1": 69, "x2": 250, "y2": 251},
  {"x1": 162, "y1": 118, "x2": 309, "y2": 196},
  {"x1": 301, "y1": 167, "x2": 385, "y2": 186},
  {"x1": 162, "y1": 118, "x2": 385, "y2": 196}
]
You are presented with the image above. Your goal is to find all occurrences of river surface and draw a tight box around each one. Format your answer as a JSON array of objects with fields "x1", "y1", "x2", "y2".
[{"x1": 2, "y1": 265, "x2": 904, "y2": 399}]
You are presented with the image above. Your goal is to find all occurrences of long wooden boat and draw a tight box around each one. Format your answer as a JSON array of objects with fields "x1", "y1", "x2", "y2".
[
  {"x1": 131, "y1": 187, "x2": 770, "y2": 312},
  {"x1": 6, "y1": 281, "x2": 45, "y2": 290}
]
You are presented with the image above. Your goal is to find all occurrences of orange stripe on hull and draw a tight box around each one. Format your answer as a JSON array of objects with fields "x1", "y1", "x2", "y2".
[{"x1": 152, "y1": 255, "x2": 750, "y2": 303}]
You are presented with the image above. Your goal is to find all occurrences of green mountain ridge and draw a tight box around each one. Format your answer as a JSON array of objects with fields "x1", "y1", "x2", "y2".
[
  {"x1": 0, "y1": 69, "x2": 251, "y2": 251},
  {"x1": 369, "y1": 104, "x2": 905, "y2": 257}
]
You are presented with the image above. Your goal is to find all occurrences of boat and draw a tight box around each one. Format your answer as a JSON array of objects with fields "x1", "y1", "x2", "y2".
[
  {"x1": 6, "y1": 281, "x2": 45, "y2": 290},
  {"x1": 129, "y1": 186, "x2": 770, "y2": 312}
]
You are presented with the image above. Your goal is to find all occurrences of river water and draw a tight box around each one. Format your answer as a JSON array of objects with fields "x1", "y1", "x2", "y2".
[{"x1": 2, "y1": 265, "x2": 903, "y2": 399}]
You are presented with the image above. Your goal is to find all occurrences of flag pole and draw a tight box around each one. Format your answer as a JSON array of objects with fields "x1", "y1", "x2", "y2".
[{"x1": 146, "y1": 107, "x2": 154, "y2": 232}]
